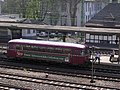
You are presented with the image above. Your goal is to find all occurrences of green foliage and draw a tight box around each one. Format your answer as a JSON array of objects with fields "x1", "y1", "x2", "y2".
[
  {"x1": 2, "y1": 0, "x2": 60, "y2": 24},
  {"x1": 47, "y1": 0, "x2": 60, "y2": 25},
  {"x1": 25, "y1": 0, "x2": 40, "y2": 19},
  {"x1": 118, "y1": 0, "x2": 120, "y2": 3},
  {"x1": 2, "y1": 0, "x2": 21, "y2": 14}
]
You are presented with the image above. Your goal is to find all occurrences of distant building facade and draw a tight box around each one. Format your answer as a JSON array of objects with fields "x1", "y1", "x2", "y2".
[
  {"x1": 85, "y1": 3, "x2": 120, "y2": 48},
  {"x1": 22, "y1": 19, "x2": 37, "y2": 39},
  {"x1": 0, "y1": 14, "x2": 26, "y2": 42},
  {"x1": 0, "y1": 0, "x2": 117, "y2": 44},
  {"x1": 48, "y1": 0, "x2": 109, "y2": 26},
  {"x1": 84, "y1": 0, "x2": 107, "y2": 23},
  {"x1": 13, "y1": 0, "x2": 110, "y2": 39},
  {"x1": 0, "y1": 0, "x2": 3, "y2": 14}
]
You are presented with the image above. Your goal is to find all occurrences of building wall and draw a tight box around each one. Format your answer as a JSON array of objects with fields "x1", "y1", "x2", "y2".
[
  {"x1": 22, "y1": 29, "x2": 36, "y2": 39},
  {"x1": 84, "y1": 0, "x2": 107, "y2": 23},
  {"x1": 55, "y1": 0, "x2": 109, "y2": 27},
  {"x1": 0, "y1": 28, "x2": 11, "y2": 43},
  {"x1": 22, "y1": 19, "x2": 37, "y2": 39},
  {"x1": 0, "y1": 0, "x2": 3, "y2": 14}
]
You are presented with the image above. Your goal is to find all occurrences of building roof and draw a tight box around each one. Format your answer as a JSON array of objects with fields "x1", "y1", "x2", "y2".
[
  {"x1": 0, "y1": 22, "x2": 120, "y2": 34},
  {"x1": 85, "y1": 3, "x2": 120, "y2": 28}
]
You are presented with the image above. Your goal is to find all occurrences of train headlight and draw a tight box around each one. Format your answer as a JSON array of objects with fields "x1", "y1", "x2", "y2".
[{"x1": 65, "y1": 57, "x2": 69, "y2": 62}]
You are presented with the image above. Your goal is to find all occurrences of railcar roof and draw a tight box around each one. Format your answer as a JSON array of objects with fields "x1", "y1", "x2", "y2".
[{"x1": 8, "y1": 39, "x2": 85, "y2": 48}]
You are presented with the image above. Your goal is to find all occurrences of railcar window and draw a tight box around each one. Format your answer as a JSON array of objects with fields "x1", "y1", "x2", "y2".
[
  {"x1": 31, "y1": 45, "x2": 36, "y2": 51},
  {"x1": 38, "y1": 46, "x2": 46, "y2": 52},
  {"x1": 16, "y1": 44, "x2": 22, "y2": 50},
  {"x1": 9, "y1": 44, "x2": 14, "y2": 49},
  {"x1": 47, "y1": 47, "x2": 54, "y2": 52},
  {"x1": 80, "y1": 50, "x2": 85, "y2": 56},
  {"x1": 74, "y1": 49, "x2": 86, "y2": 56},
  {"x1": 84, "y1": 48, "x2": 89, "y2": 55},
  {"x1": 63, "y1": 48, "x2": 71, "y2": 53},
  {"x1": 22, "y1": 45, "x2": 26, "y2": 50},
  {"x1": 22, "y1": 44, "x2": 71, "y2": 54},
  {"x1": 26, "y1": 45, "x2": 31, "y2": 50},
  {"x1": 54, "y1": 47, "x2": 63, "y2": 53},
  {"x1": 80, "y1": 49, "x2": 89, "y2": 56},
  {"x1": 74, "y1": 50, "x2": 79, "y2": 55},
  {"x1": 22, "y1": 45, "x2": 31, "y2": 50}
]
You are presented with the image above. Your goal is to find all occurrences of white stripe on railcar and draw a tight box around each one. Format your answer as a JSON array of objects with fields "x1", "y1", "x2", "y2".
[{"x1": 8, "y1": 39, "x2": 85, "y2": 48}]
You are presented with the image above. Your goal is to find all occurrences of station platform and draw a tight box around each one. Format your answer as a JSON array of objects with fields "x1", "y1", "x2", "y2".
[{"x1": 95, "y1": 55, "x2": 120, "y2": 66}]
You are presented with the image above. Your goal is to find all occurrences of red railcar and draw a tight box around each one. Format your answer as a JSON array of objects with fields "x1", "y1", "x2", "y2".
[{"x1": 7, "y1": 39, "x2": 90, "y2": 65}]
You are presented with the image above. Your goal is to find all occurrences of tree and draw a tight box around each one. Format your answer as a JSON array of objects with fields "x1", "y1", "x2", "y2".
[
  {"x1": 46, "y1": 0, "x2": 60, "y2": 25},
  {"x1": 2, "y1": 0, "x2": 20, "y2": 14},
  {"x1": 2, "y1": 0, "x2": 110, "y2": 25},
  {"x1": 2, "y1": 0, "x2": 49, "y2": 23},
  {"x1": 20, "y1": 0, "x2": 60, "y2": 24},
  {"x1": 25, "y1": 0, "x2": 40, "y2": 19},
  {"x1": 61, "y1": 0, "x2": 81, "y2": 26}
]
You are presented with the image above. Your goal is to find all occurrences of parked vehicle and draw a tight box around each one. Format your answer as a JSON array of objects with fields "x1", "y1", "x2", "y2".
[{"x1": 39, "y1": 32, "x2": 48, "y2": 37}]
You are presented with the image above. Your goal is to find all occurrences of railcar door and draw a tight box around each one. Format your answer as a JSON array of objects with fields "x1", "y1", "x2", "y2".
[
  {"x1": 15, "y1": 44, "x2": 24, "y2": 58},
  {"x1": 7, "y1": 43, "x2": 17, "y2": 58}
]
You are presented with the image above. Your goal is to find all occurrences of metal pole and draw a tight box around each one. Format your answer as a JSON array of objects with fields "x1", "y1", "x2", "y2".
[
  {"x1": 90, "y1": 46, "x2": 95, "y2": 83},
  {"x1": 118, "y1": 34, "x2": 120, "y2": 64},
  {"x1": 47, "y1": 31, "x2": 50, "y2": 41}
]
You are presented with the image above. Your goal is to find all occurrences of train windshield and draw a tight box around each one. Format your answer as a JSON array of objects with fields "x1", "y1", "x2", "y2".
[{"x1": 80, "y1": 47, "x2": 89, "y2": 56}]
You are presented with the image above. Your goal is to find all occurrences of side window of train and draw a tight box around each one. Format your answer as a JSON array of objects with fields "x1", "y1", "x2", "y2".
[
  {"x1": 74, "y1": 50, "x2": 79, "y2": 55},
  {"x1": 85, "y1": 48, "x2": 89, "y2": 54},
  {"x1": 23, "y1": 45, "x2": 29, "y2": 50},
  {"x1": 54, "y1": 47, "x2": 63, "y2": 53},
  {"x1": 80, "y1": 50, "x2": 85, "y2": 56},
  {"x1": 83, "y1": 48, "x2": 89, "y2": 55},
  {"x1": 63, "y1": 48, "x2": 71, "y2": 54},
  {"x1": 38, "y1": 46, "x2": 46, "y2": 52},
  {"x1": 30, "y1": 45, "x2": 38, "y2": 51},
  {"x1": 75, "y1": 49, "x2": 85, "y2": 56},
  {"x1": 9, "y1": 44, "x2": 14, "y2": 49},
  {"x1": 16, "y1": 44, "x2": 22, "y2": 50},
  {"x1": 22, "y1": 45, "x2": 25, "y2": 50},
  {"x1": 47, "y1": 47, "x2": 54, "y2": 53}
]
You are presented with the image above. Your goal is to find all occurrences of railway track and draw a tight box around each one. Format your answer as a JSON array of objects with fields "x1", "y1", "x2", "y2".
[
  {"x1": 0, "y1": 72, "x2": 119, "y2": 90},
  {"x1": 1, "y1": 55, "x2": 120, "y2": 70},
  {"x1": 0, "y1": 45, "x2": 120, "y2": 89},
  {"x1": 0, "y1": 82, "x2": 31, "y2": 90},
  {"x1": 0, "y1": 62, "x2": 120, "y2": 83},
  {"x1": 0, "y1": 58, "x2": 119, "y2": 89},
  {"x1": 1, "y1": 58, "x2": 120, "y2": 77}
]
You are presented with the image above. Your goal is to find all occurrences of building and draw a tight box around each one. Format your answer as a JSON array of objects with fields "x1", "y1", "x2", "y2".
[
  {"x1": 20, "y1": 0, "x2": 110, "y2": 39},
  {"x1": 0, "y1": 0, "x2": 112, "y2": 42},
  {"x1": 0, "y1": 0, "x2": 4, "y2": 14},
  {"x1": 84, "y1": 0, "x2": 107, "y2": 23},
  {"x1": 52, "y1": 0, "x2": 109, "y2": 26},
  {"x1": 0, "y1": 14, "x2": 26, "y2": 43},
  {"x1": 22, "y1": 19, "x2": 37, "y2": 39},
  {"x1": 85, "y1": 3, "x2": 120, "y2": 48}
]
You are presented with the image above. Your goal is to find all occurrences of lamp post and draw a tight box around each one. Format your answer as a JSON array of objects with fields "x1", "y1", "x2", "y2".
[{"x1": 90, "y1": 46, "x2": 95, "y2": 83}]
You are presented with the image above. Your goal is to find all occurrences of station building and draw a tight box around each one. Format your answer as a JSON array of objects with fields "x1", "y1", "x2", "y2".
[
  {"x1": 0, "y1": 14, "x2": 26, "y2": 43},
  {"x1": 85, "y1": 3, "x2": 120, "y2": 49}
]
